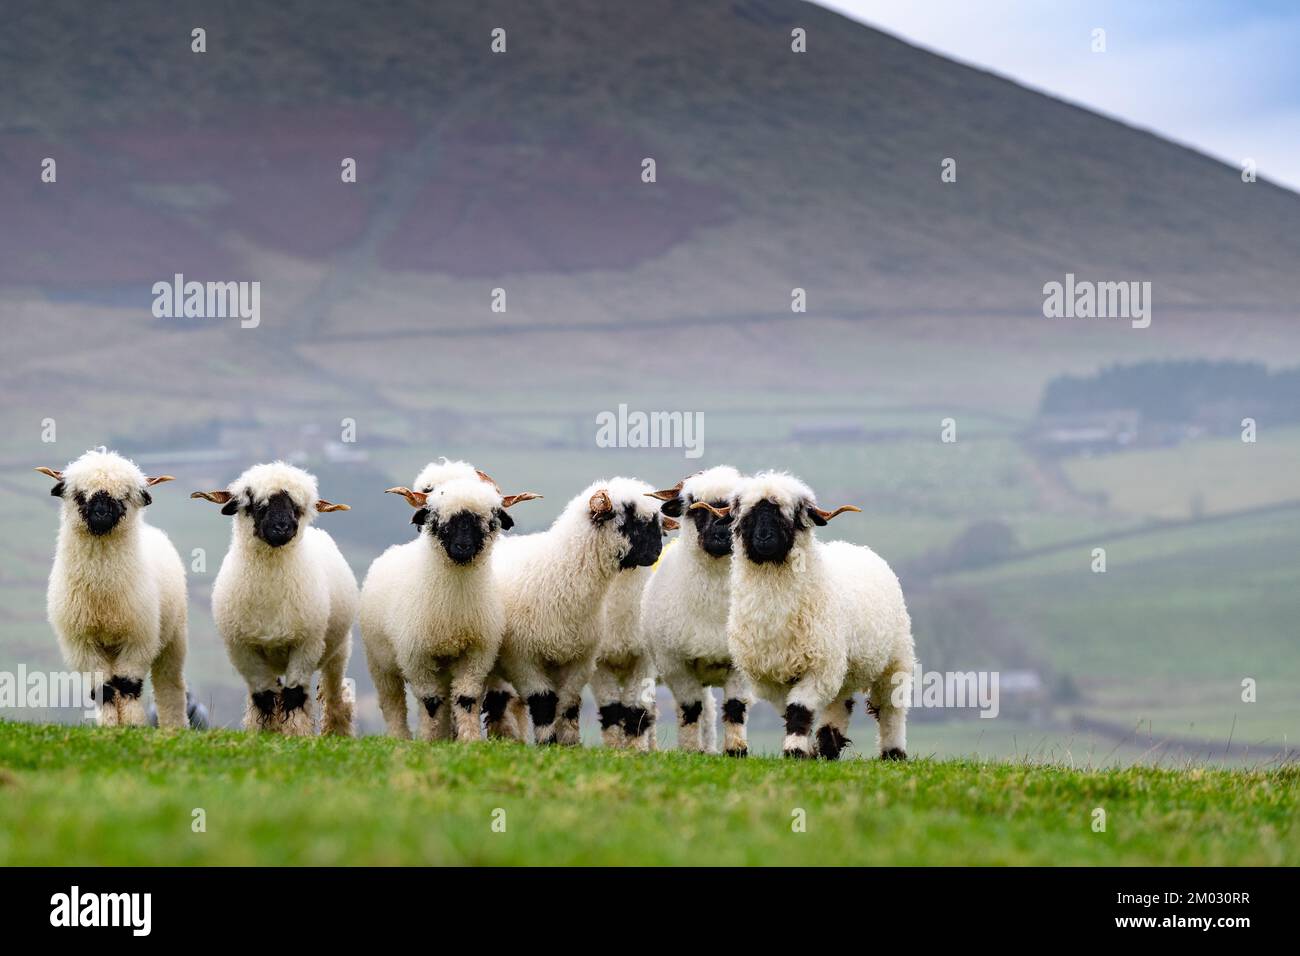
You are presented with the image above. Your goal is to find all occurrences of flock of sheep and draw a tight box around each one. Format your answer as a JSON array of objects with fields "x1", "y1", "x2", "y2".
[{"x1": 37, "y1": 448, "x2": 915, "y2": 759}]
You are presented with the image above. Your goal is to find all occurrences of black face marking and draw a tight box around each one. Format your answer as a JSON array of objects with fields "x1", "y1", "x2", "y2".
[
  {"x1": 251, "y1": 689, "x2": 277, "y2": 717},
  {"x1": 435, "y1": 511, "x2": 487, "y2": 565},
  {"x1": 526, "y1": 691, "x2": 558, "y2": 727},
  {"x1": 482, "y1": 689, "x2": 511, "y2": 723},
  {"x1": 561, "y1": 703, "x2": 580, "y2": 722},
  {"x1": 80, "y1": 490, "x2": 126, "y2": 536},
  {"x1": 456, "y1": 695, "x2": 477, "y2": 712},
  {"x1": 816, "y1": 725, "x2": 849, "y2": 760},
  {"x1": 250, "y1": 491, "x2": 301, "y2": 548},
  {"x1": 598, "y1": 702, "x2": 626, "y2": 729},
  {"x1": 721, "y1": 698, "x2": 747, "y2": 724},
  {"x1": 620, "y1": 706, "x2": 650, "y2": 737},
  {"x1": 783, "y1": 703, "x2": 813, "y2": 736},
  {"x1": 881, "y1": 747, "x2": 908, "y2": 761},
  {"x1": 617, "y1": 502, "x2": 663, "y2": 569},
  {"x1": 679, "y1": 700, "x2": 703, "y2": 725},
  {"x1": 422, "y1": 695, "x2": 443, "y2": 718},
  {"x1": 281, "y1": 684, "x2": 307, "y2": 713},
  {"x1": 737, "y1": 499, "x2": 797, "y2": 564},
  {"x1": 690, "y1": 499, "x2": 734, "y2": 557}
]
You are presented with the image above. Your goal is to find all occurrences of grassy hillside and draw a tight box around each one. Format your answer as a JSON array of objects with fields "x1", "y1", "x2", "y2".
[{"x1": 0, "y1": 722, "x2": 1294, "y2": 865}]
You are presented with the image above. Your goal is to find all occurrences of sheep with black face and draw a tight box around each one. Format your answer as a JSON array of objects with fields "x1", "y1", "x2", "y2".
[
  {"x1": 641, "y1": 466, "x2": 752, "y2": 755},
  {"x1": 192, "y1": 462, "x2": 358, "y2": 736},
  {"x1": 701, "y1": 471, "x2": 915, "y2": 760},
  {"x1": 493, "y1": 477, "x2": 666, "y2": 746},
  {"x1": 359, "y1": 474, "x2": 540, "y2": 741},
  {"x1": 39, "y1": 448, "x2": 189, "y2": 728}
]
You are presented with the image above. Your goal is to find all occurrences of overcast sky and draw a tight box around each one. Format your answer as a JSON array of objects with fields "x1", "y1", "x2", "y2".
[{"x1": 815, "y1": 0, "x2": 1300, "y2": 191}]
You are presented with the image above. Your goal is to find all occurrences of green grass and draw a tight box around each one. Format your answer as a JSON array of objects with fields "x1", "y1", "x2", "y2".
[{"x1": 0, "y1": 722, "x2": 1294, "y2": 865}]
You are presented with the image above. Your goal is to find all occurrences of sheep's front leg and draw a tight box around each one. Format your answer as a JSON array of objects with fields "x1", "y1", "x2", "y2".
[
  {"x1": 317, "y1": 640, "x2": 354, "y2": 737},
  {"x1": 413, "y1": 673, "x2": 453, "y2": 742},
  {"x1": 553, "y1": 651, "x2": 597, "y2": 746},
  {"x1": 813, "y1": 692, "x2": 856, "y2": 760},
  {"x1": 448, "y1": 646, "x2": 494, "y2": 743},
  {"x1": 660, "y1": 658, "x2": 707, "y2": 752},
  {"x1": 482, "y1": 677, "x2": 525, "y2": 741},
  {"x1": 150, "y1": 626, "x2": 189, "y2": 730},
  {"x1": 506, "y1": 655, "x2": 559, "y2": 746},
  {"x1": 227, "y1": 642, "x2": 283, "y2": 733},
  {"x1": 103, "y1": 643, "x2": 157, "y2": 728},
  {"x1": 780, "y1": 678, "x2": 834, "y2": 759},
  {"x1": 281, "y1": 636, "x2": 326, "y2": 736},
  {"x1": 720, "y1": 668, "x2": 754, "y2": 757},
  {"x1": 619, "y1": 654, "x2": 657, "y2": 753},
  {"x1": 590, "y1": 663, "x2": 625, "y2": 748},
  {"x1": 868, "y1": 665, "x2": 911, "y2": 760}
]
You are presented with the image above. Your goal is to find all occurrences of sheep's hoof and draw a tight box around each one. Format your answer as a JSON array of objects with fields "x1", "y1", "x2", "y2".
[
  {"x1": 782, "y1": 748, "x2": 811, "y2": 759},
  {"x1": 724, "y1": 747, "x2": 749, "y2": 758},
  {"x1": 281, "y1": 684, "x2": 308, "y2": 713},
  {"x1": 815, "y1": 726, "x2": 850, "y2": 760},
  {"x1": 881, "y1": 747, "x2": 908, "y2": 761}
]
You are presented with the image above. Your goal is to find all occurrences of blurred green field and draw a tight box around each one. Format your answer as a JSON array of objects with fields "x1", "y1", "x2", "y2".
[{"x1": 0, "y1": 722, "x2": 1294, "y2": 866}]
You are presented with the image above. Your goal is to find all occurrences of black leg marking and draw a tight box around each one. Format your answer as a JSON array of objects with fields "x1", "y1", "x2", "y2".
[
  {"x1": 526, "y1": 691, "x2": 558, "y2": 728},
  {"x1": 816, "y1": 725, "x2": 849, "y2": 760},
  {"x1": 866, "y1": 698, "x2": 881, "y2": 719},
  {"x1": 421, "y1": 695, "x2": 443, "y2": 719},
  {"x1": 724, "y1": 747, "x2": 748, "y2": 758},
  {"x1": 109, "y1": 675, "x2": 144, "y2": 698},
  {"x1": 721, "y1": 698, "x2": 747, "y2": 724},
  {"x1": 621, "y1": 705, "x2": 650, "y2": 737},
  {"x1": 96, "y1": 683, "x2": 117, "y2": 704},
  {"x1": 679, "y1": 700, "x2": 703, "y2": 725},
  {"x1": 783, "y1": 703, "x2": 813, "y2": 736},
  {"x1": 562, "y1": 703, "x2": 580, "y2": 722},
  {"x1": 251, "y1": 689, "x2": 277, "y2": 717},
  {"x1": 482, "y1": 689, "x2": 511, "y2": 724},
  {"x1": 782, "y1": 748, "x2": 811, "y2": 759},
  {"x1": 456, "y1": 695, "x2": 477, "y2": 712},
  {"x1": 281, "y1": 684, "x2": 307, "y2": 713},
  {"x1": 598, "y1": 702, "x2": 626, "y2": 730},
  {"x1": 881, "y1": 747, "x2": 908, "y2": 761}
]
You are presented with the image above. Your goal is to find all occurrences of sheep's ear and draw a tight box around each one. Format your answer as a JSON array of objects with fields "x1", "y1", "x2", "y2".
[
  {"x1": 501, "y1": 491, "x2": 542, "y2": 509},
  {"x1": 806, "y1": 504, "x2": 861, "y2": 526},
  {"x1": 495, "y1": 508, "x2": 514, "y2": 531},
  {"x1": 145, "y1": 475, "x2": 175, "y2": 487},
  {"x1": 589, "y1": 489, "x2": 615, "y2": 523},
  {"x1": 411, "y1": 508, "x2": 430, "y2": 527},
  {"x1": 192, "y1": 491, "x2": 238, "y2": 515},
  {"x1": 316, "y1": 499, "x2": 350, "y2": 513},
  {"x1": 658, "y1": 496, "x2": 684, "y2": 518},
  {"x1": 386, "y1": 487, "x2": 428, "y2": 508},
  {"x1": 141, "y1": 491, "x2": 153, "y2": 507},
  {"x1": 36, "y1": 467, "x2": 65, "y2": 497},
  {"x1": 662, "y1": 516, "x2": 680, "y2": 532}
]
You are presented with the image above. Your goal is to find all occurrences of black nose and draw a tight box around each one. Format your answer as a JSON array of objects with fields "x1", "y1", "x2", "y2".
[
  {"x1": 84, "y1": 493, "x2": 124, "y2": 535},
  {"x1": 447, "y1": 541, "x2": 477, "y2": 564},
  {"x1": 263, "y1": 522, "x2": 297, "y2": 547}
]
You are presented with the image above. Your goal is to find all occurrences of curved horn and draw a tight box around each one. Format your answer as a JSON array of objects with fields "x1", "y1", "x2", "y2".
[
  {"x1": 475, "y1": 470, "x2": 501, "y2": 490},
  {"x1": 809, "y1": 504, "x2": 861, "y2": 522},
  {"x1": 661, "y1": 516, "x2": 681, "y2": 532},
  {"x1": 646, "y1": 480, "x2": 685, "y2": 502},
  {"x1": 501, "y1": 491, "x2": 542, "y2": 508},
  {"x1": 688, "y1": 501, "x2": 730, "y2": 518},
  {"x1": 589, "y1": 490, "x2": 613, "y2": 514},
  {"x1": 35, "y1": 467, "x2": 64, "y2": 481},
  {"x1": 386, "y1": 487, "x2": 428, "y2": 508},
  {"x1": 145, "y1": 474, "x2": 175, "y2": 487},
  {"x1": 190, "y1": 490, "x2": 233, "y2": 504},
  {"x1": 316, "y1": 499, "x2": 350, "y2": 513}
]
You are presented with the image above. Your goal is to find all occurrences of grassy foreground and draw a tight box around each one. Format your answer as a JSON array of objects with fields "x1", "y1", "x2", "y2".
[{"x1": 0, "y1": 721, "x2": 1295, "y2": 865}]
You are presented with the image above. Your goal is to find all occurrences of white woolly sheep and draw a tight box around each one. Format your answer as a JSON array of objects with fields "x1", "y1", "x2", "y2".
[
  {"x1": 360, "y1": 474, "x2": 540, "y2": 741},
  {"x1": 493, "y1": 477, "x2": 667, "y2": 746},
  {"x1": 39, "y1": 449, "x2": 188, "y2": 728},
  {"x1": 642, "y1": 466, "x2": 752, "y2": 755},
  {"x1": 700, "y1": 471, "x2": 915, "y2": 760},
  {"x1": 192, "y1": 462, "x2": 358, "y2": 736},
  {"x1": 591, "y1": 561, "x2": 660, "y2": 750}
]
